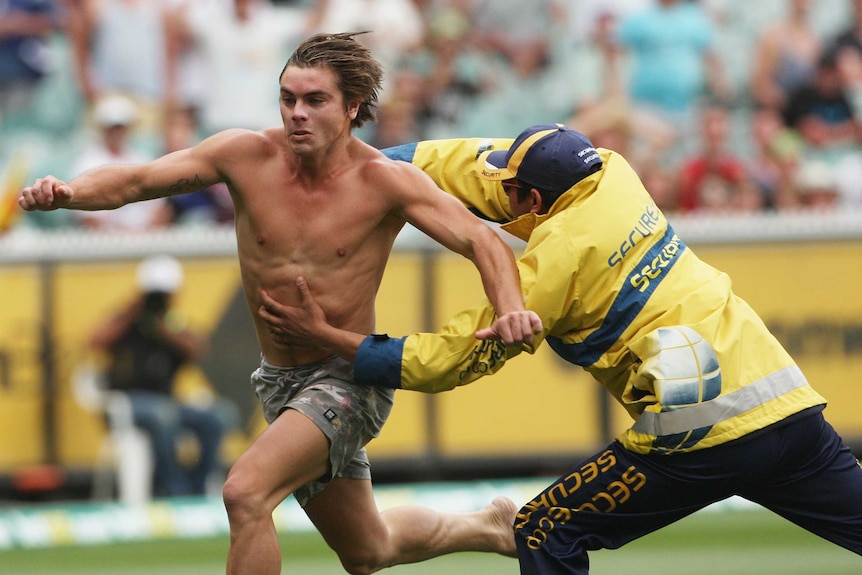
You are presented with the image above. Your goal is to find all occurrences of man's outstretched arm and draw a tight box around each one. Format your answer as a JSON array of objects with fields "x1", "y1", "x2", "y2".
[
  {"x1": 259, "y1": 277, "x2": 542, "y2": 391},
  {"x1": 18, "y1": 132, "x2": 231, "y2": 212}
]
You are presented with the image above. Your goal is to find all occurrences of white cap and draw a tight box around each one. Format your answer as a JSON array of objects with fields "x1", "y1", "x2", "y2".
[
  {"x1": 93, "y1": 94, "x2": 138, "y2": 127},
  {"x1": 136, "y1": 255, "x2": 184, "y2": 293},
  {"x1": 795, "y1": 160, "x2": 835, "y2": 193}
]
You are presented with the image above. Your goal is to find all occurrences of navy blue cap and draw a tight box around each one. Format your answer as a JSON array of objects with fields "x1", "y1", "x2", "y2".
[{"x1": 477, "y1": 124, "x2": 602, "y2": 194}]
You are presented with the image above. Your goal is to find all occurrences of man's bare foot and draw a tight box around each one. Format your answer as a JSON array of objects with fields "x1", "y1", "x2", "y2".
[{"x1": 487, "y1": 496, "x2": 518, "y2": 557}]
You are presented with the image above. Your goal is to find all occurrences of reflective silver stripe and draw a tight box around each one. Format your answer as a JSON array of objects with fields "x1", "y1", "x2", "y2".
[{"x1": 632, "y1": 366, "x2": 810, "y2": 436}]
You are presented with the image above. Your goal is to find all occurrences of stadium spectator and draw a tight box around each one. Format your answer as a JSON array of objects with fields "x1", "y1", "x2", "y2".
[
  {"x1": 782, "y1": 46, "x2": 862, "y2": 171},
  {"x1": 566, "y1": 0, "x2": 649, "y2": 104},
  {"x1": 794, "y1": 158, "x2": 841, "y2": 211},
  {"x1": 568, "y1": 98, "x2": 678, "y2": 213},
  {"x1": 165, "y1": 0, "x2": 316, "y2": 135},
  {"x1": 161, "y1": 107, "x2": 234, "y2": 225},
  {"x1": 829, "y1": 0, "x2": 862, "y2": 127},
  {"x1": 569, "y1": 101, "x2": 634, "y2": 160},
  {"x1": 461, "y1": 0, "x2": 568, "y2": 137},
  {"x1": 832, "y1": 149, "x2": 862, "y2": 208},
  {"x1": 613, "y1": 0, "x2": 731, "y2": 161},
  {"x1": 828, "y1": 0, "x2": 862, "y2": 68},
  {"x1": 677, "y1": 103, "x2": 763, "y2": 214},
  {"x1": 566, "y1": 2, "x2": 679, "y2": 214},
  {"x1": 470, "y1": 0, "x2": 557, "y2": 78},
  {"x1": 395, "y1": 3, "x2": 494, "y2": 140},
  {"x1": 162, "y1": 0, "x2": 230, "y2": 115},
  {"x1": 314, "y1": 0, "x2": 425, "y2": 104},
  {"x1": 69, "y1": 0, "x2": 172, "y2": 139},
  {"x1": 18, "y1": 32, "x2": 538, "y2": 575},
  {"x1": 369, "y1": 88, "x2": 422, "y2": 149},
  {"x1": 70, "y1": 93, "x2": 173, "y2": 231},
  {"x1": 749, "y1": 0, "x2": 821, "y2": 112},
  {"x1": 638, "y1": 164, "x2": 680, "y2": 216},
  {"x1": 822, "y1": 0, "x2": 862, "y2": 208},
  {"x1": 747, "y1": 105, "x2": 806, "y2": 211},
  {"x1": 89, "y1": 254, "x2": 240, "y2": 497},
  {"x1": 266, "y1": 123, "x2": 862, "y2": 573},
  {"x1": 565, "y1": 0, "x2": 649, "y2": 42},
  {"x1": 0, "y1": 0, "x2": 64, "y2": 132}
]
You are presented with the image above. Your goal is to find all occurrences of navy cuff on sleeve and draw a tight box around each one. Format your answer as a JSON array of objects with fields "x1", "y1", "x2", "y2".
[
  {"x1": 355, "y1": 334, "x2": 406, "y2": 389},
  {"x1": 381, "y1": 143, "x2": 418, "y2": 162}
]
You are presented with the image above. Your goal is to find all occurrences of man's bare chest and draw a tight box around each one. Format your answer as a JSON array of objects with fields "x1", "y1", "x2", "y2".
[{"x1": 241, "y1": 185, "x2": 399, "y2": 261}]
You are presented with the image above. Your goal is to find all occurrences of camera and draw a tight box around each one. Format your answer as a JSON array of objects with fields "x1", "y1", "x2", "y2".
[{"x1": 143, "y1": 290, "x2": 170, "y2": 315}]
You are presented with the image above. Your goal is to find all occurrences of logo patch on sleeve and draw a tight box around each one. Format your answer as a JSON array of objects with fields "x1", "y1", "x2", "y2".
[{"x1": 324, "y1": 409, "x2": 338, "y2": 422}]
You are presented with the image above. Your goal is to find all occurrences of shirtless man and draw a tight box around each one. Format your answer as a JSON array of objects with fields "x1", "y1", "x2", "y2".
[{"x1": 18, "y1": 32, "x2": 541, "y2": 575}]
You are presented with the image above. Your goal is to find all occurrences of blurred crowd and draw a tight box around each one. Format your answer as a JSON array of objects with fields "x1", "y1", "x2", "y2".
[{"x1": 3, "y1": 0, "x2": 862, "y2": 232}]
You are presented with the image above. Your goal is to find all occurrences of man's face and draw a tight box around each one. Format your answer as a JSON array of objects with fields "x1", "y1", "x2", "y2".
[
  {"x1": 279, "y1": 65, "x2": 359, "y2": 156},
  {"x1": 502, "y1": 179, "x2": 536, "y2": 218},
  {"x1": 102, "y1": 124, "x2": 130, "y2": 153}
]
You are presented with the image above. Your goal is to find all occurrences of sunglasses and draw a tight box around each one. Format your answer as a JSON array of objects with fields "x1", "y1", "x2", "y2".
[{"x1": 501, "y1": 180, "x2": 530, "y2": 194}]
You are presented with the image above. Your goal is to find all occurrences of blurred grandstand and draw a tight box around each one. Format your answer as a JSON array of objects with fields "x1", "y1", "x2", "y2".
[
  {"x1": 0, "y1": 0, "x2": 862, "y2": 220},
  {"x1": 1, "y1": 0, "x2": 860, "y2": 222}
]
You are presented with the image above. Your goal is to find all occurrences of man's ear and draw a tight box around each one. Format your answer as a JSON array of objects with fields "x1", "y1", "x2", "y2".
[
  {"x1": 347, "y1": 100, "x2": 360, "y2": 120},
  {"x1": 529, "y1": 188, "x2": 544, "y2": 214}
]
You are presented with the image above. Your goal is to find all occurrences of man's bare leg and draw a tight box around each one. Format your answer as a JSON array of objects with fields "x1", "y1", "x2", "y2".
[
  {"x1": 380, "y1": 495, "x2": 519, "y2": 559},
  {"x1": 223, "y1": 409, "x2": 331, "y2": 575},
  {"x1": 307, "y1": 478, "x2": 518, "y2": 575}
]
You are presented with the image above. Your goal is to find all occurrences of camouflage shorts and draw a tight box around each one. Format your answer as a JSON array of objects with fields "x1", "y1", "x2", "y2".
[{"x1": 250, "y1": 355, "x2": 394, "y2": 506}]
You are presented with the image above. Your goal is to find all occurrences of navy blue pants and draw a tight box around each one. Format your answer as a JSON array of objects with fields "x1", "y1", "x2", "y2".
[{"x1": 515, "y1": 411, "x2": 862, "y2": 574}]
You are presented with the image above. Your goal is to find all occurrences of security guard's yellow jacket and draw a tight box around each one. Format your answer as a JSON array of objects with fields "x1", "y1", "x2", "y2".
[{"x1": 356, "y1": 138, "x2": 826, "y2": 454}]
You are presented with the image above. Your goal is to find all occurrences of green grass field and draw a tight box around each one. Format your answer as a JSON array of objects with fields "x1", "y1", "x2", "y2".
[{"x1": 0, "y1": 506, "x2": 857, "y2": 575}]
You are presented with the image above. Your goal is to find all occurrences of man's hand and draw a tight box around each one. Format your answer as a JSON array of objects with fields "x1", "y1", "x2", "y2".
[
  {"x1": 259, "y1": 277, "x2": 365, "y2": 361},
  {"x1": 18, "y1": 176, "x2": 74, "y2": 211},
  {"x1": 475, "y1": 310, "x2": 543, "y2": 347},
  {"x1": 259, "y1": 276, "x2": 330, "y2": 347}
]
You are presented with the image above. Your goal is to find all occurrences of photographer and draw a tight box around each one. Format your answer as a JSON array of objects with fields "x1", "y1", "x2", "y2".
[{"x1": 89, "y1": 254, "x2": 238, "y2": 497}]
